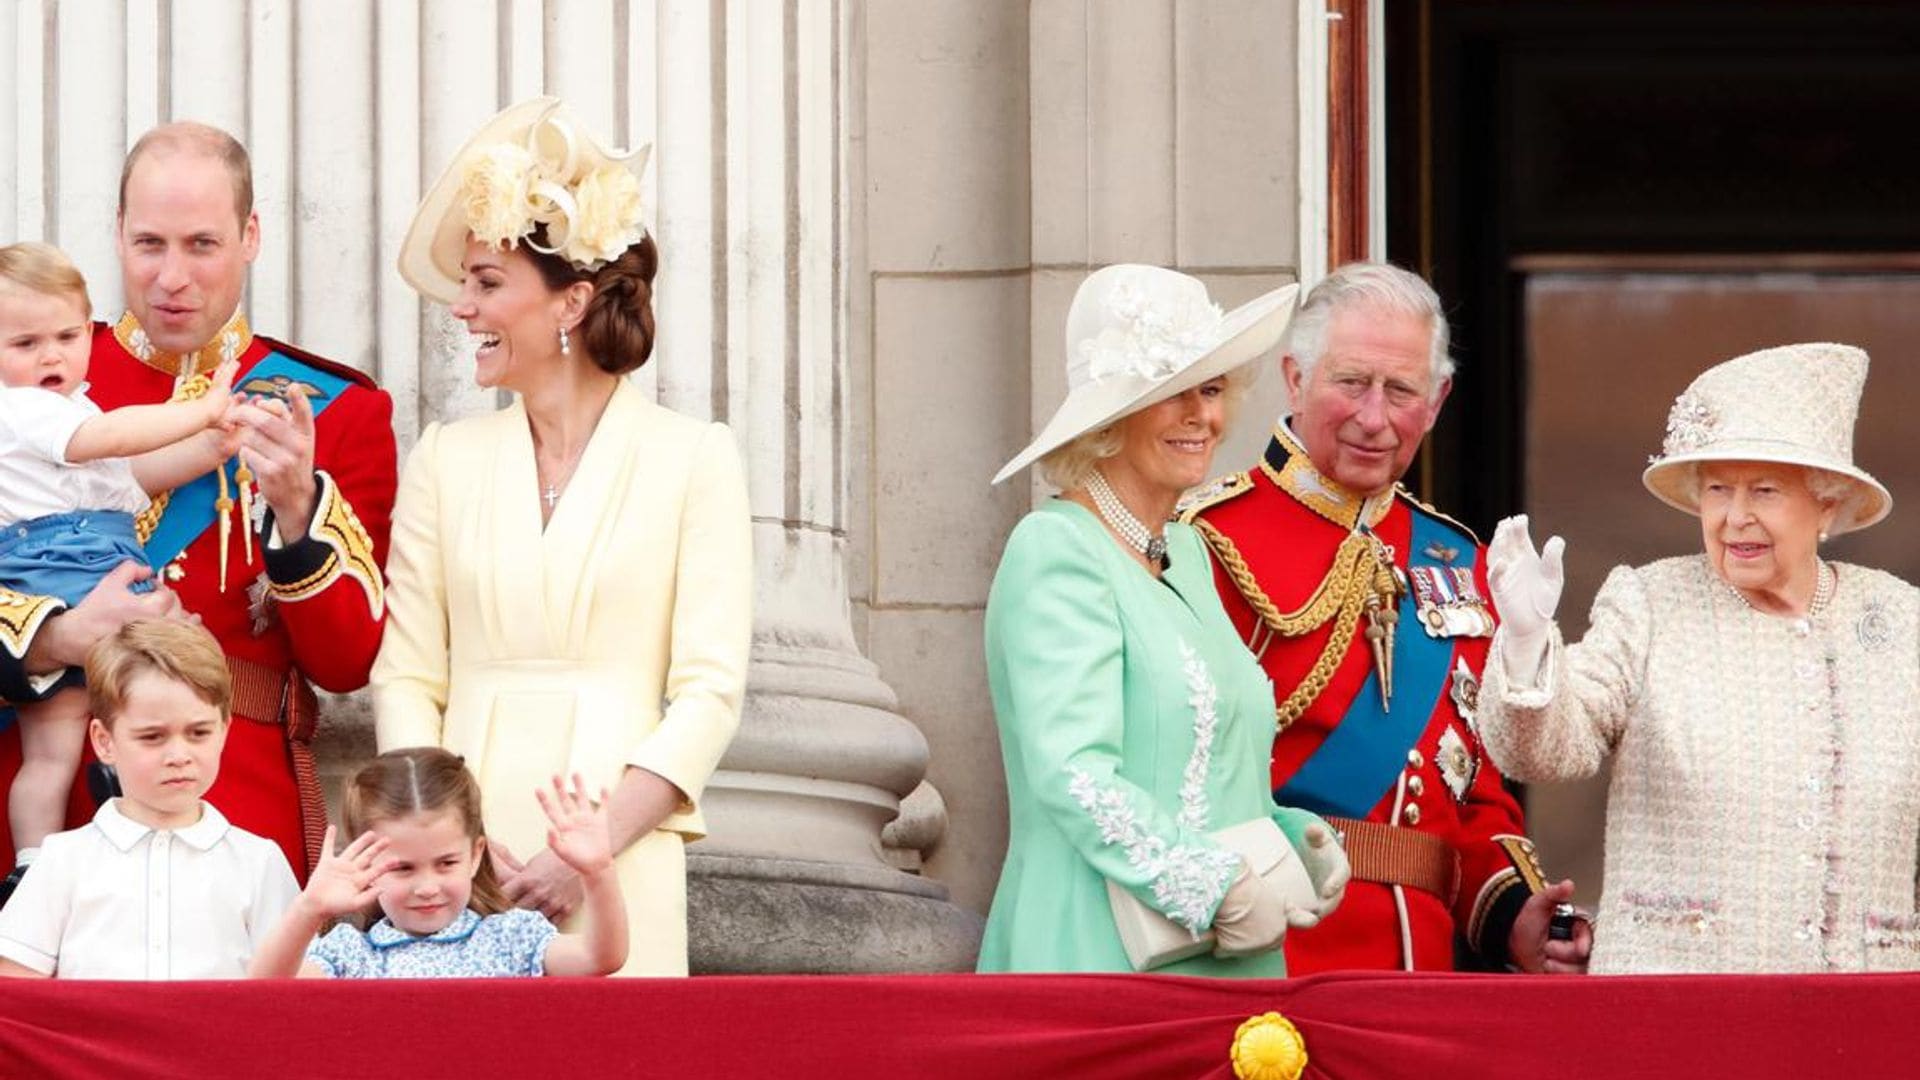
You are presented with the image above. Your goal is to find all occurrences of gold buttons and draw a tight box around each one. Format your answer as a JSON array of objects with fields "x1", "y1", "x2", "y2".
[
  {"x1": 1403, "y1": 803, "x2": 1422, "y2": 825},
  {"x1": 1407, "y1": 776, "x2": 1425, "y2": 797},
  {"x1": 1407, "y1": 749, "x2": 1424, "y2": 769}
]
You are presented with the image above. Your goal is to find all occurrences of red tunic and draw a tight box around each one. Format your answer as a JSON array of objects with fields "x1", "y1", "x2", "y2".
[
  {"x1": 0, "y1": 317, "x2": 395, "y2": 880},
  {"x1": 1187, "y1": 427, "x2": 1546, "y2": 972}
]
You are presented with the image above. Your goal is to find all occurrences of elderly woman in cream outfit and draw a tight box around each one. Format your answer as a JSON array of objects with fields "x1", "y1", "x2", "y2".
[
  {"x1": 373, "y1": 99, "x2": 751, "y2": 976},
  {"x1": 1481, "y1": 343, "x2": 1920, "y2": 974}
]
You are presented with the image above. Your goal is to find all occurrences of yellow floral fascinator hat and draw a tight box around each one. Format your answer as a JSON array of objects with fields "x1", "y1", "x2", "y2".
[
  {"x1": 399, "y1": 97, "x2": 652, "y2": 304},
  {"x1": 1642, "y1": 342, "x2": 1891, "y2": 535}
]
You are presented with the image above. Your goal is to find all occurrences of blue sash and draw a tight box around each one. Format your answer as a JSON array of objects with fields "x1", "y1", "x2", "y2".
[
  {"x1": 143, "y1": 351, "x2": 351, "y2": 567},
  {"x1": 1273, "y1": 506, "x2": 1473, "y2": 818}
]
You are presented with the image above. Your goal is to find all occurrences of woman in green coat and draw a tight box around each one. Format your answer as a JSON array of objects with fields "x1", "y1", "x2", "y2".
[{"x1": 979, "y1": 265, "x2": 1349, "y2": 975}]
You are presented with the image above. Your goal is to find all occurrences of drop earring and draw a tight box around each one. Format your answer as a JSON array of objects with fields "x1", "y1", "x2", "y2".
[{"x1": 558, "y1": 325, "x2": 572, "y2": 355}]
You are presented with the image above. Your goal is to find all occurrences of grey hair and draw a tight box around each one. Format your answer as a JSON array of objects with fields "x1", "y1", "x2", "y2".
[
  {"x1": 1035, "y1": 367, "x2": 1256, "y2": 491},
  {"x1": 1287, "y1": 262, "x2": 1454, "y2": 394}
]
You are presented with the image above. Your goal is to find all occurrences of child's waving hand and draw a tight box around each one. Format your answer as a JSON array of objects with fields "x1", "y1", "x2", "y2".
[
  {"x1": 247, "y1": 825, "x2": 394, "y2": 978},
  {"x1": 536, "y1": 773, "x2": 614, "y2": 877},
  {"x1": 304, "y1": 826, "x2": 395, "y2": 918}
]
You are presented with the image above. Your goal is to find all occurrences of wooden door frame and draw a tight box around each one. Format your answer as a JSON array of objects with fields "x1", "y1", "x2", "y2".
[{"x1": 1301, "y1": 0, "x2": 1386, "y2": 287}]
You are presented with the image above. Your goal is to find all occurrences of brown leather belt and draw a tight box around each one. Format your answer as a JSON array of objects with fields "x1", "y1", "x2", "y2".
[
  {"x1": 1327, "y1": 815, "x2": 1460, "y2": 905},
  {"x1": 227, "y1": 654, "x2": 319, "y2": 743}
]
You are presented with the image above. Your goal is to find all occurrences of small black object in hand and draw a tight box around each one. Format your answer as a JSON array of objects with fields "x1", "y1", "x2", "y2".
[{"x1": 1548, "y1": 901, "x2": 1577, "y2": 942}]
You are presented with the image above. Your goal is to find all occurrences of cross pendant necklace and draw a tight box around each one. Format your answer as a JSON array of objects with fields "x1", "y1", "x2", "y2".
[{"x1": 542, "y1": 484, "x2": 562, "y2": 510}]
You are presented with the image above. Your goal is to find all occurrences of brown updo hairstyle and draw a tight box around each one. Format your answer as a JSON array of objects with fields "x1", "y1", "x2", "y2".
[
  {"x1": 342, "y1": 747, "x2": 511, "y2": 925},
  {"x1": 527, "y1": 226, "x2": 658, "y2": 375}
]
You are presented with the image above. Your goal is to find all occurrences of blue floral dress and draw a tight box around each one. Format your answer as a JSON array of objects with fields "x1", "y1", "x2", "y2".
[{"x1": 305, "y1": 908, "x2": 557, "y2": 978}]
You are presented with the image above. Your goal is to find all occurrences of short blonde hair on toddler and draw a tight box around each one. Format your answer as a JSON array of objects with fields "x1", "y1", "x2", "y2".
[{"x1": 0, "y1": 241, "x2": 93, "y2": 319}]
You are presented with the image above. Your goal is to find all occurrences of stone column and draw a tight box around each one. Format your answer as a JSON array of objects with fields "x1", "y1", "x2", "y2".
[{"x1": 652, "y1": 0, "x2": 980, "y2": 973}]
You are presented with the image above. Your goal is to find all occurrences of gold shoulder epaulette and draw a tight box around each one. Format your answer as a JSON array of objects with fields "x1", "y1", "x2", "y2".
[
  {"x1": 1176, "y1": 470, "x2": 1253, "y2": 522},
  {"x1": 1395, "y1": 484, "x2": 1483, "y2": 546}
]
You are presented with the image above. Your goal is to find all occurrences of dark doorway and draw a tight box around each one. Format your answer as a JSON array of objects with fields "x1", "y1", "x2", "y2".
[
  {"x1": 1386, "y1": 0, "x2": 1920, "y2": 529},
  {"x1": 1384, "y1": 0, "x2": 1920, "y2": 903}
]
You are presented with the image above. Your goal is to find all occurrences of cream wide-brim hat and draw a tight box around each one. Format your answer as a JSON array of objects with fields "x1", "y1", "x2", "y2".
[
  {"x1": 992, "y1": 266, "x2": 1299, "y2": 485},
  {"x1": 397, "y1": 97, "x2": 652, "y2": 305},
  {"x1": 1641, "y1": 342, "x2": 1891, "y2": 535}
]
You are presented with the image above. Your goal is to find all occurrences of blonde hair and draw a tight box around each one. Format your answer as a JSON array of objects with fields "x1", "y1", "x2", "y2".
[
  {"x1": 85, "y1": 620, "x2": 231, "y2": 728},
  {"x1": 0, "y1": 241, "x2": 93, "y2": 319},
  {"x1": 1036, "y1": 368, "x2": 1255, "y2": 491},
  {"x1": 343, "y1": 748, "x2": 511, "y2": 923}
]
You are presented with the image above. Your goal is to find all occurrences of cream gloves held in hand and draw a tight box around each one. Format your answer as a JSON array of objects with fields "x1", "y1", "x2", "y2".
[
  {"x1": 1212, "y1": 823, "x2": 1351, "y2": 958},
  {"x1": 1488, "y1": 514, "x2": 1567, "y2": 687}
]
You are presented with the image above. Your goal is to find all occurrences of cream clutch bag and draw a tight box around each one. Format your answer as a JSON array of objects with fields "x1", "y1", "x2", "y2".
[{"x1": 1105, "y1": 817, "x2": 1316, "y2": 972}]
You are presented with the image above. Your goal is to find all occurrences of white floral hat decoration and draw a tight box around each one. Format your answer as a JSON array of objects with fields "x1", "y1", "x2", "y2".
[
  {"x1": 398, "y1": 97, "x2": 652, "y2": 304},
  {"x1": 1642, "y1": 342, "x2": 1891, "y2": 535},
  {"x1": 992, "y1": 265, "x2": 1298, "y2": 485}
]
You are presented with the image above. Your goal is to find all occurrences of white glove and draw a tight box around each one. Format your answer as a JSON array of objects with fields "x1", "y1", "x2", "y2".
[
  {"x1": 1212, "y1": 862, "x2": 1292, "y2": 958},
  {"x1": 1285, "y1": 822, "x2": 1350, "y2": 929},
  {"x1": 1487, "y1": 514, "x2": 1565, "y2": 687}
]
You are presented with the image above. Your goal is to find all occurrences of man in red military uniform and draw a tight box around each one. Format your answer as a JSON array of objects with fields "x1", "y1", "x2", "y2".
[
  {"x1": 1185, "y1": 262, "x2": 1590, "y2": 973},
  {"x1": 0, "y1": 122, "x2": 394, "y2": 886}
]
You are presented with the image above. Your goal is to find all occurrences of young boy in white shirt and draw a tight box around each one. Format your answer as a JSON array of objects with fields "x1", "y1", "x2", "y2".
[{"x1": 0, "y1": 619, "x2": 297, "y2": 978}]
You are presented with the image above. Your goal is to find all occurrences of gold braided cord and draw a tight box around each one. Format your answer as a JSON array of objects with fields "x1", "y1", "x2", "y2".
[
  {"x1": 132, "y1": 371, "x2": 217, "y2": 545},
  {"x1": 1274, "y1": 587, "x2": 1366, "y2": 730},
  {"x1": 1195, "y1": 520, "x2": 1376, "y2": 636},
  {"x1": 1194, "y1": 520, "x2": 1400, "y2": 731}
]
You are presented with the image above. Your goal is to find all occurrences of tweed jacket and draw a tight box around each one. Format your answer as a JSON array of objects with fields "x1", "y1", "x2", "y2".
[{"x1": 1480, "y1": 555, "x2": 1920, "y2": 974}]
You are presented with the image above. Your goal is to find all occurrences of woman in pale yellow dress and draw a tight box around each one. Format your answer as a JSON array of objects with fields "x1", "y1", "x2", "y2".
[{"x1": 374, "y1": 98, "x2": 752, "y2": 976}]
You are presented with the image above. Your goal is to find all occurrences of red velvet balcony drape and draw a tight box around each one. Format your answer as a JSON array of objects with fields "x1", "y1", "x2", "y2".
[{"x1": 1, "y1": 971, "x2": 1910, "y2": 1079}]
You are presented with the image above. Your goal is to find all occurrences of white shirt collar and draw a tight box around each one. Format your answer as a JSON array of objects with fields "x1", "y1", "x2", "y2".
[{"x1": 93, "y1": 799, "x2": 232, "y2": 853}]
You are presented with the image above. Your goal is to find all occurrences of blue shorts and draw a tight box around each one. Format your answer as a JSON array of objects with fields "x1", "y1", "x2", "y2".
[{"x1": 0, "y1": 511, "x2": 156, "y2": 607}]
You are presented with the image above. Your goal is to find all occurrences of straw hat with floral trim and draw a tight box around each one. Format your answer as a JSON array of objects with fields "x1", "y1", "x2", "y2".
[
  {"x1": 1642, "y1": 342, "x2": 1890, "y2": 535},
  {"x1": 992, "y1": 265, "x2": 1299, "y2": 485},
  {"x1": 398, "y1": 97, "x2": 652, "y2": 304}
]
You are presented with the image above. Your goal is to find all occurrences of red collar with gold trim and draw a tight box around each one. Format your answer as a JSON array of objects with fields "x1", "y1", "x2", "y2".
[
  {"x1": 1259, "y1": 424, "x2": 1394, "y2": 531},
  {"x1": 113, "y1": 310, "x2": 254, "y2": 380}
]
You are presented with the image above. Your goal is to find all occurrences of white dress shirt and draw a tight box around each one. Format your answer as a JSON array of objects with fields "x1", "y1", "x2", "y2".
[{"x1": 0, "y1": 799, "x2": 298, "y2": 978}]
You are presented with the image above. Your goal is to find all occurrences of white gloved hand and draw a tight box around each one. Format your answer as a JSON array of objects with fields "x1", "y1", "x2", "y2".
[
  {"x1": 1487, "y1": 514, "x2": 1566, "y2": 686},
  {"x1": 1212, "y1": 862, "x2": 1292, "y2": 958},
  {"x1": 1286, "y1": 822, "x2": 1350, "y2": 929}
]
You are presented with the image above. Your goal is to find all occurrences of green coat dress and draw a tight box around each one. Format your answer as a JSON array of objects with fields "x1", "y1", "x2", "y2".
[{"x1": 977, "y1": 499, "x2": 1326, "y2": 975}]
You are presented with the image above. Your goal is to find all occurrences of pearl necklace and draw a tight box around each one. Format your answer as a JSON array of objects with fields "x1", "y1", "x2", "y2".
[
  {"x1": 1085, "y1": 469, "x2": 1168, "y2": 565},
  {"x1": 1726, "y1": 559, "x2": 1834, "y2": 619}
]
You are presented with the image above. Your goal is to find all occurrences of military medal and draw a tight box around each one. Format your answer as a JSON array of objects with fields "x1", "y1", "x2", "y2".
[
  {"x1": 1436, "y1": 725, "x2": 1477, "y2": 802},
  {"x1": 1449, "y1": 658, "x2": 1481, "y2": 734},
  {"x1": 1409, "y1": 565, "x2": 1495, "y2": 639}
]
